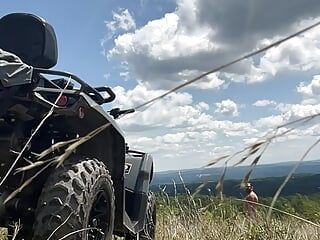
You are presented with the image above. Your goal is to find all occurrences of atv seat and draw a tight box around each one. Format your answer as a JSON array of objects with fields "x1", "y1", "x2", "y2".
[{"x1": 0, "y1": 13, "x2": 58, "y2": 69}]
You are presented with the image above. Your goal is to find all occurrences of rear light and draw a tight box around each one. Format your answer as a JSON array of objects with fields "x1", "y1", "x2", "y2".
[{"x1": 56, "y1": 95, "x2": 68, "y2": 106}]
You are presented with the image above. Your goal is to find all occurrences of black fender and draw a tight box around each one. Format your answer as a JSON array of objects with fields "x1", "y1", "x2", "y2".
[
  {"x1": 57, "y1": 94, "x2": 127, "y2": 233},
  {"x1": 123, "y1": 150, "x2": 154, "y2": 233}
]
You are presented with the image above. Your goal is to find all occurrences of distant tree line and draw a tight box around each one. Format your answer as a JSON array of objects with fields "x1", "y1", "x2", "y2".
[{"x1": 151, "y1": 174, "x2": 320, "y2": 198}]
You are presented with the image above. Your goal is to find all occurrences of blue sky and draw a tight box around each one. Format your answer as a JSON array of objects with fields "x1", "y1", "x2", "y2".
[
  {"x1": 0, "y1": 0, "x2": 176, "y2": 86},
  {"x1": 2, "y1": 0, "x2": 320, "y2": 171}
]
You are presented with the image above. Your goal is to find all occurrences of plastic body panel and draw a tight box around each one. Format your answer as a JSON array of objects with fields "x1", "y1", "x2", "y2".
[{"x1": 123, "y1": 151, "x2": 154, "y2": 233}]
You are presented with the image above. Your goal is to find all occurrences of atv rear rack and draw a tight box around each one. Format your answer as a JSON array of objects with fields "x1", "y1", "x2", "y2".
[{"x1": 33, "y1": 68, "x2": 116, "y2": 105}]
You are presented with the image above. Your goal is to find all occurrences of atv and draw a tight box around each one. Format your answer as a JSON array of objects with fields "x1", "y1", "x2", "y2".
[{"x1": 0, "y1": 13, "x2": 156, "y2": 240}]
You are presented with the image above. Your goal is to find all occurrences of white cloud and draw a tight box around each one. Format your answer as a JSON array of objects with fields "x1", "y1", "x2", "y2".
[
  {"x1": 161, "y1": 131, "x2": 216, "y2": 144},
  {"x1": 250, "y1": 22, "x2": 320, "y2": 83},
  {"x1": 253, "y1": 99, "x2": 277, "y2": 107},
  {"x1": 109, "y1": 12, "x2": 215, "y2": 60},
  {"x1": 187, "y1": 117, "x2": 257, "y2": 137},
  {"x1": 178, "y1": 71, "x2": 225, "y2": 90},
  {"x1": 297, "y1": 75, "x2": 320, "y2": 104},
  {"x1": 191, "y1": 72, "x2": 225, "y2": 90},
  {"x1": 125, "y1": 129, "x2": 218, "y2": 169},
  {"x1": 103, "y1": 73, "x2": 110, "y2": 80},
  {"x1": 113, "y1": 85, "x2": 257, "y2": 138},
  {"x1": 211, "y1": 146, "x2": 234, "y2": 155},
  {"x1": 107, "y1": 0, "x2": 320, "y2": 89},
  {"x1": 112, "y1": 85, "x2": 277, "y2": 170},
  {"x1": 243, "y1": 137, "x2": 260, "y2": 146},
  {"x1": 119, "y1": 71, "x2": 130, "y2": 81},
  {"x1": 215, "y1": 99, "x2": 239, "y2": 117},
  {"x1": 113, "y1": 84, "x2": 199, "y2": 130},
  {"x1": 254, "y1": 115, "x2": 285, "y2": 128},
  {"x1": 306, "y1": 123, "x2": 320, "y2": 136},
  {"x1": 104, "y1": 1, "x2": 320, "y2": 171},
  {"x1": 197, "y1": 102, "x2": 209, "y2": 111},
  {"x1": 276, "y1": 103, "x2": 320, "y2": 120},
  {"x1": 162, "y1": 132, "x2": 186, "y2": 144},
  {"x1": 107, "y1": 7, "x2": 218, "y2": 89},
  {"x1": 105, "y1": 9, "x2": 136, "y2": 37}
]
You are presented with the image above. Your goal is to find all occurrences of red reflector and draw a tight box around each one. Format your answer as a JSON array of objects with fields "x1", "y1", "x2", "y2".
[{"x1": 57, "y1": 95, "x2": 68, "y2": 106}]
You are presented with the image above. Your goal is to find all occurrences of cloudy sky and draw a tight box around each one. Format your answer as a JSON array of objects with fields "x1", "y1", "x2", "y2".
[{"x1": 2, "y1": 0, "x2": 320, "y2": 171}]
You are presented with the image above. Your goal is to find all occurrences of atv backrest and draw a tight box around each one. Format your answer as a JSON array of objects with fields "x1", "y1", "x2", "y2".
[{"x1": 0, "y1": 13, "x2": 58, "y2": 69}]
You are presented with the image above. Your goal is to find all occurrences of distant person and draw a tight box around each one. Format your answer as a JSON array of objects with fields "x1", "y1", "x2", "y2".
[{"x1": 244, "y1": 183, "x2": 258, "y2": 217}]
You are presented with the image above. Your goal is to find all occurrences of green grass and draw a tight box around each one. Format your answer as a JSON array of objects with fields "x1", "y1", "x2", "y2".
[
  {"x1": 1, "y1": 195, "x2": 320, "y2": 239},
  {"x1": 156, "y1": 195, "x2": 320, "y2": 240}
]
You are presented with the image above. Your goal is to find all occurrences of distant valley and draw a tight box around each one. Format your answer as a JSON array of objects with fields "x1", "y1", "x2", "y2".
[
  {"x1": 151, "y1": 160, "x2": 320, "y2": 198},
  {"x1": 152, "y1": 160, "x2": 320, "y2": 185}
]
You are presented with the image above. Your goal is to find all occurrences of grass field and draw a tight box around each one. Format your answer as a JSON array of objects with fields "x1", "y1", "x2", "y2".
[
  {"x1": 1, "y1": 195, "x2": 319, "y2": 239},
  {"x1": 156, "y1": 195, "x2": 320, "y2": 240},
  {"x1": 157, "y1": 214, "x2": 320, "y2": 240}
]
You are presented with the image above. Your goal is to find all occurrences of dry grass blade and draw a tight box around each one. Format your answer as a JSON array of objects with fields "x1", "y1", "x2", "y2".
[
  {"x1": 233, "y1": 155, "x2": 250, "y2": 167},
  {"x1": 178, "y1": 172, "x2": 190, "y2": 196},
  {"x1": 240, "y1": 142, "x2": 269, "y2": 188},
  {"x1": 233, "y1": 146, "x2": 263, "y2": 167},
  {"x1": 206, "y1": 155, "x2": 230, "y2": 167},
  {"x1": 207, "y1": 148, "x2": 247, "y2": 168},
  {"x1": 228, "y1": 146, "x2": 251, "y2": 167},
  {"x1": 47, "y1": 213, "x2": 73, "y2": 240},
  {"x1": 55, "y1": 123, "x2": 111, "y2": 167},
  {"x1": 10, "y1": 149, "x2": 39, "y2": 158},
  {"x1": 37, "y1": 139, "x2": 79, "y2": 160},
  {"x1": 233, "y1": 134, "x2": 275, "y2": 168},
  {"x1": 14, "y1": 160, "x2": 50, "y2": 174},
  {"x1": 215, "y1": 164, "x2": 227, "y2": 200},
  {"x1": 11, "y1": 220, "x2": 21, "y2": 240},
  {"x1": 249, "y1": 141, "x2": 265, "y2": 151},
  {"x1": 267, "y1": 138, "x2": 320, "y2": 221},
  {"x1": 248, "y1": 147, "x2": 260, "y2": 155},
  {"x1": 4, "y1": 161, "x2": 54, "y2": 204},
  {"x1": 240, "y1": 168, "x2": 254, "y2": 189},
  {"x1": 204, "y1": 113, "x2": 320, "y2": 207},
  {"x1": 0, "y1": 112, "x2": 53, "y2": 186},
  {"x1": 0, "y1": 77, "x2": 71, "y2": 187},
  {"x1": 34, "y1": 92, "x2": 61, "y2": 108},
  {"x1": 277, "y1": 113, "x2": 320, "y2": 129},
  {"x1": 57, "y1": 227, "x2": 103, "y2": 240},
  {"x1": 192, "y1": 180, "x2": 209, "y2": 197},
  {"x1": 239, "y1": 156, "x2": 262, "y2": 188},
  {"x1": 251, "y1": 154, "x2": 262, "y2": 166}
]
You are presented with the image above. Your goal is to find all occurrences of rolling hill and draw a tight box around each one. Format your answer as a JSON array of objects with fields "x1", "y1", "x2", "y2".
[{"x1": 152, "y1": 160, "x2": 320, "y2": 185}]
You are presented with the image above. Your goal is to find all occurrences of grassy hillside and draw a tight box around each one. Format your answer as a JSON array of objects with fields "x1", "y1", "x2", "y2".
[{"x1": 156, "y1": 195, "x2": 320, "y2": 239}]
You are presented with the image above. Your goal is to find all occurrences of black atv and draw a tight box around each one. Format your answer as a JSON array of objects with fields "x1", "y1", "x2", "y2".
[{"x1": 0, "y1": 13, "x2": 156, "y2": 240}]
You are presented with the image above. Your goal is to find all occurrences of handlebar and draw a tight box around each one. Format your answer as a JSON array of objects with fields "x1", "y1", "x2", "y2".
[
  {"x1": 94, "y1": 86, "x2": 116, "y2": 103},
  {"x1": 109, "y1": 108, "x2": 135, "y2": 119}
]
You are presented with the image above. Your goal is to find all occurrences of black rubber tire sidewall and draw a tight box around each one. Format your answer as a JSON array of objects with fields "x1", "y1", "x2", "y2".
[{"x1": 32, "y1": 157, "x2": 115, "y2": 240}]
